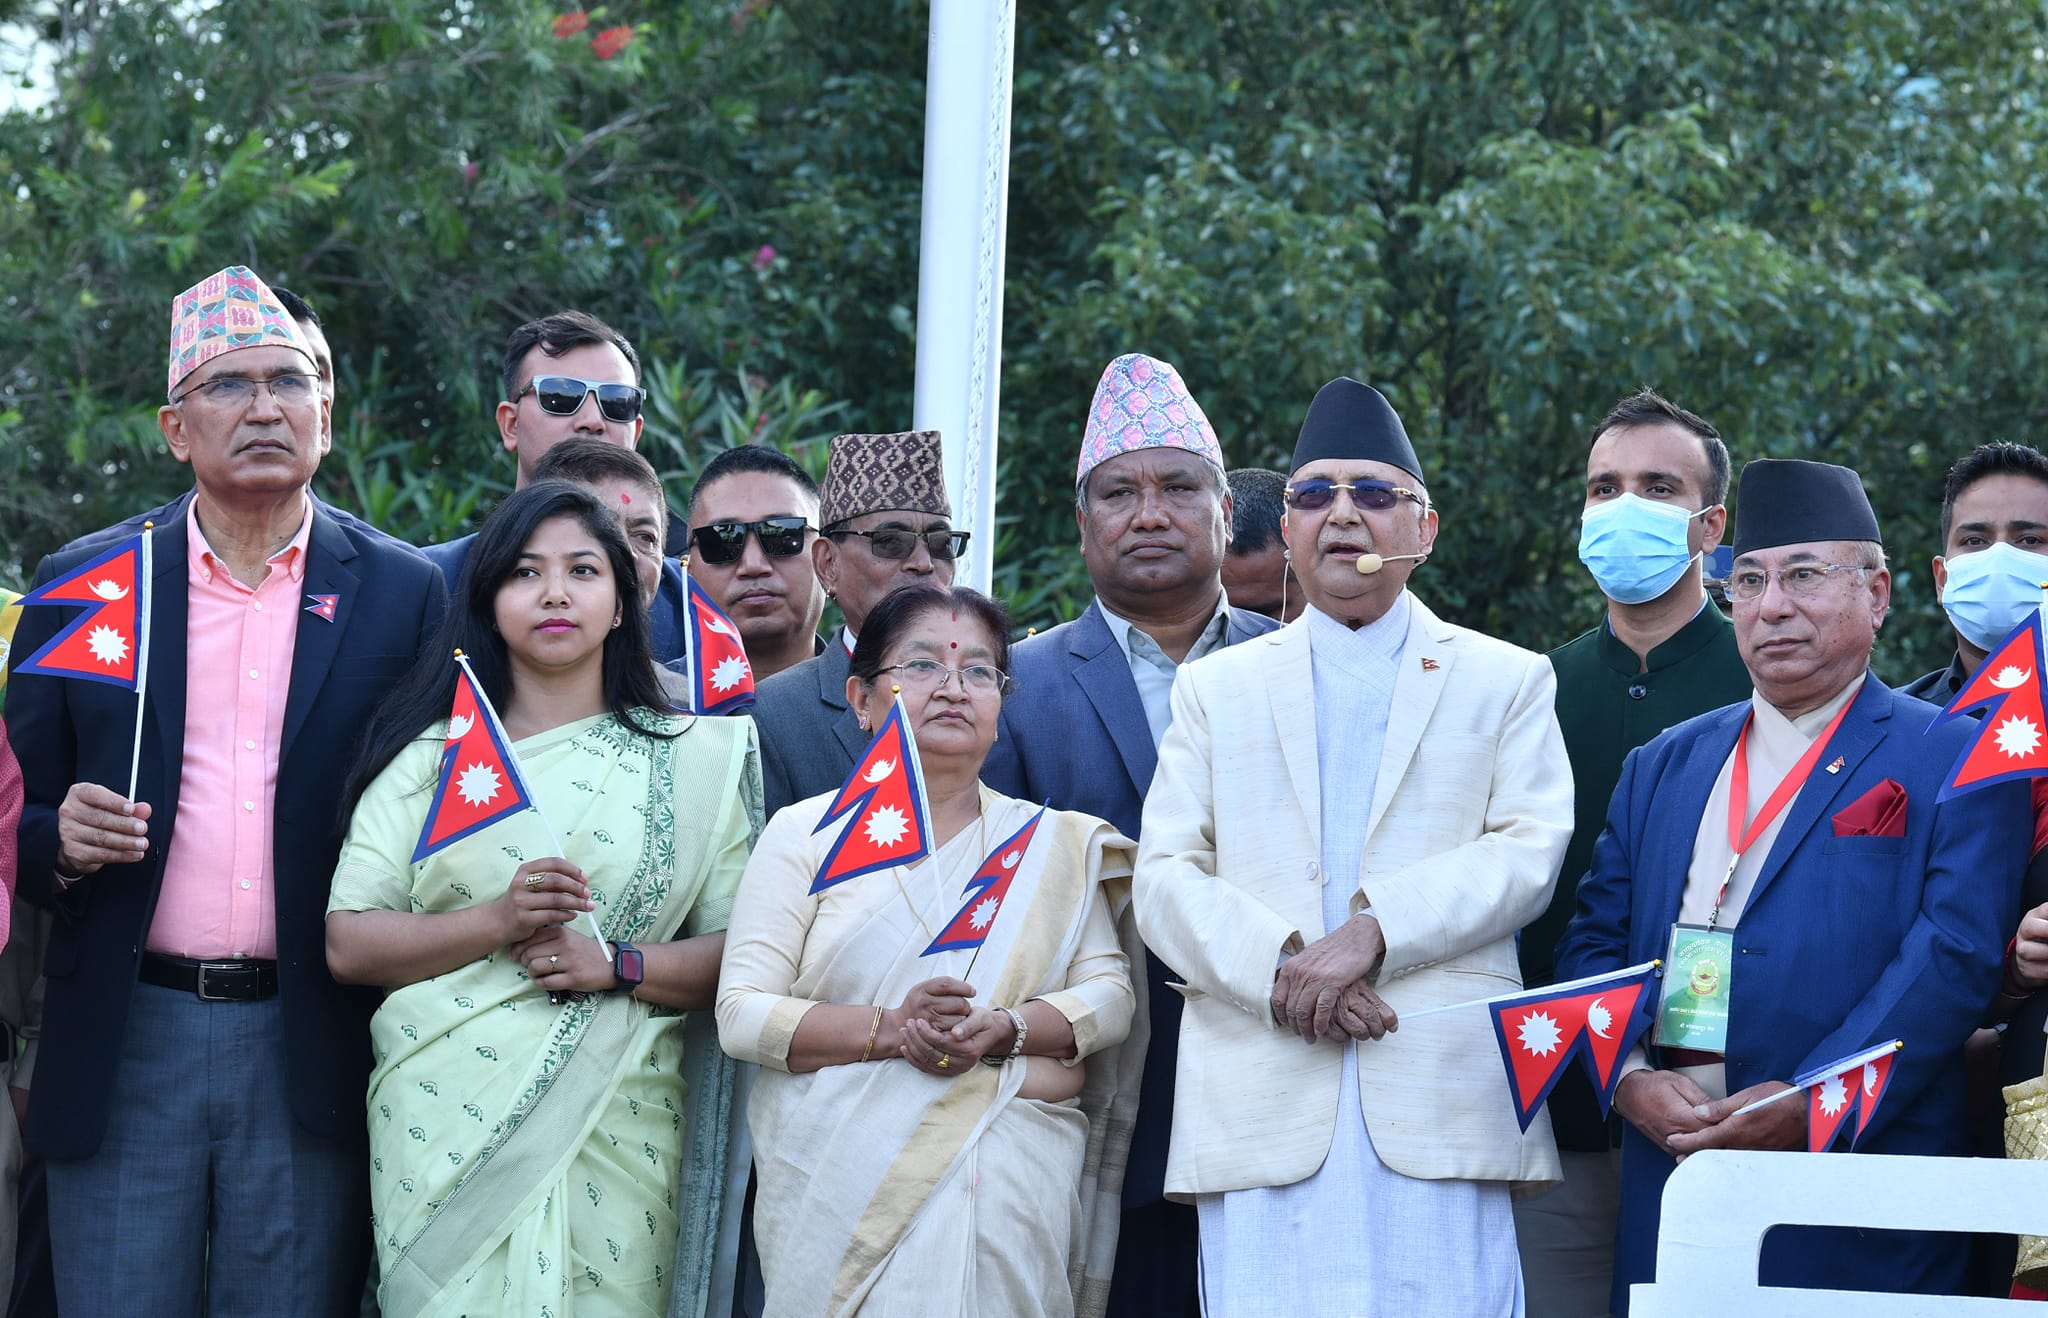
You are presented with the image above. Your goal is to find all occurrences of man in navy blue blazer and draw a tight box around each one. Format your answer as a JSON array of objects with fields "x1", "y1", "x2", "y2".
[
  {"x1": 5, "y1": 266, "x2": 444, "y2": 1316},
  {"x1": 982, "y1": 353, "x2": 1276, "y2": 1318},
  {"x1": 1557, "y1": 457, "x2": 2031, "y2": 1312}
]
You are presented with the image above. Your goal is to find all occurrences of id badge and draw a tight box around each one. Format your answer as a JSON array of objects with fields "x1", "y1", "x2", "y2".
[{"x1": 1653, "y1": 922, "x2": 1732, "y2": 1054}]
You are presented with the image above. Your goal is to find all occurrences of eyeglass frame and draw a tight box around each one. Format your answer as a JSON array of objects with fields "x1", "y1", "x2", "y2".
[
  {"x1": 688, "y1": 518, "x2": 817, "y2": 565},
  {"x1": 514, "y1": 375, "x2": 646, "y2": 424},
  {"x1": 826, "y1": 525, "x2": 971, "y2": 562},
  {"x1": 874, "y1": 658, "x2": 1013, "y2": 696},
  {"x1": 1722, "y1": 562, "x2": 1873, "y2": 603},
  {"x1": 170, "y1": 371, "x2": 323, "y2": 409},
  {"x1": 1282, "y1": 478, "x2": 1429, "y2": 513}
]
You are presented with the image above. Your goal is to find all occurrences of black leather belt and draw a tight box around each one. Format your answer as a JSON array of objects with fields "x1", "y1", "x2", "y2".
[{"x1": 139, "y1": 953, "x2": 278, "y2": 1002}]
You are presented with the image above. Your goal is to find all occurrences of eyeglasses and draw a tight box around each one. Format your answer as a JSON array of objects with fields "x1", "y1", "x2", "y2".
[
  {"x1": 690, "y1": 518, "x2": 815, "y2": 564},
  {"x1": 1724, "y1": 563, "x2": 1869, "y2": 603},
  {"x1": 878, "y1": 658, "x2": 1010, "y2": 695},
  {"x1": 1283, "y1": 479, "x2": 1426, "y2": 513},
  {"x1": 173, "y1": 372, "x2": 321, "y2": 409},
  {"x1": 830, "y1": 527, "x2": 970, "y2": 561},
  {"x1": 517, "y1": 375, "x2": 646, "y2": 424}
]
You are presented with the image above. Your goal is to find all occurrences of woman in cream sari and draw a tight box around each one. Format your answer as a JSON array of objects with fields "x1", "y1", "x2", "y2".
[
  {"x1": 328, "y1": 483, "x2": 759, "y2": 1317},
  {"x1": 718, "y1": 584, "x2": 1136, "y2": 1318}
]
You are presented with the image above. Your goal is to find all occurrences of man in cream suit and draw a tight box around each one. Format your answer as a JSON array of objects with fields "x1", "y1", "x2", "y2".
[{"x1": 1135, "y1": 378, "x2": 1572, "y2": 1316}]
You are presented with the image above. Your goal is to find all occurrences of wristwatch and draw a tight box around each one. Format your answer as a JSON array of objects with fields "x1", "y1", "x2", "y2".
[{"x1": 609, "y1": 941, "x2": 645, "y2": 995}]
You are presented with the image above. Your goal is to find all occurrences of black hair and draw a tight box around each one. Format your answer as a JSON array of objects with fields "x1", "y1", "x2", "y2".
[
  {"x1": 269, "y1": 285, "x2": 321, "y2": 329},
  {"x1": 687, "y1": 444, "x2": 821, "y2": 524},
  {"x1": 1225, "y1": 467, "x2": 1287, "y2": 554},
  {"x1": 1940, "y1": 442, "x2": 2048, "y2": 544},
  {"x1": 501, "y1": 310, "x2": 641, "y2": 402},
  {"x1": 341, "y1": 481, "x2": 677, "y2": 822},
  {"x1": 848, "y1": 584, "x2": 1012, "y2": 685},
  {"x1": 532, "y1": 437, "x2": 667, "y2": 531},
  {"x1": 1592, "y1": 388, "x2": 1730, "y2": 506}
]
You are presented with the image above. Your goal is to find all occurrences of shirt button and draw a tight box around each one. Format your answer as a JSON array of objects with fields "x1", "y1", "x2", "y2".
[
  {"x1": 245, "y1": 740, "x2": 257, "y2": 751},
  {"x1": 252, "y1": 601, "x2": 263, "y2": 612},
  {"x1": 249, "y1": 669, "x2": 259, "y2": 679},
  {"x1": 243, "y1": 801, "x2": 255, "y2": 812},
  {"x1": 240, "y1": 880, "x2": 252, "y2": 891},
  {"x1": 1628, "y1": 682, "x2": 1649, "y2": 700}
]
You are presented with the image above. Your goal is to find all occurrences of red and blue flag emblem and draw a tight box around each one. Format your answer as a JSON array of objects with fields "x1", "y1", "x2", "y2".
[
  {"x1": 923, "y1": 805, "x2": 1048, "y2": 955},
  {"x1": 810, "y1": 695, "x2": 932, "y2": 893},
  {"x1": 1488, "y1": 961, "x2": 1660, "y2": 1131},
  {"x1": 1931, "y1": 610, "x2": 2048, "y2": 798},
  {"x1": 15, "y1": 534, "x2": 149, "y2": 689},
  {"x1": 1795, "y1": 1040, "x2": 1902, "y2": 1152},
  {"x1": 683, "y1": 574, "x2": 754, "y2": 715},
  {"x1": 411, "y1": 654, "x2": 534, "y2": 862}
]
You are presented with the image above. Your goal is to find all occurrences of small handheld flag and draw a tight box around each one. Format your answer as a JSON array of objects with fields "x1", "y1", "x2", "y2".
[
  {"x1": 682, "y1": 574, "x2": 754, "y2": 715},
  {"x1": 1486, "y1": 961, "x2": 1661, "y2": 1131},
  {"x1": 15, "y1": 535, "x2": 148, "y2": 689},
  {"x1": 1931, "y1": 610, "x2": 2048, "y2": 798},
  {"x1": 411, "y1": 655, "x2": 533, "y2": 862},
  {"x1": 810, "y1": 694, "x2": 932, "y2": 893},
  {"x1": 922, "y1": 805, "x2": 1047, "y2": 955},
  {"x1": 1730, "y1": 1039, "x2": 1904, "y2": 1152}
]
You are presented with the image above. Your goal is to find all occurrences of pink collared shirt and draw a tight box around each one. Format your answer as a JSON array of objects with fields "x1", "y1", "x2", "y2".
[{"x1": 147, "y1": 499, "x2": 313, "y2": 959}]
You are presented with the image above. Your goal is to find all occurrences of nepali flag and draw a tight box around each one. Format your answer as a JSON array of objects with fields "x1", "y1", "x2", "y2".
[
  {"x1": 810, "y1": 695, "x2": 932, "y2": 894},
  {"x1": 1796, "y1": 1039, "x2": 1903, "y2": 1153},
  {"x1": 1931, "y1": 610, "x2": 2048, "y2": 798},
  {"x1": 1489, "y1": 960, "x2": 1661, "y2": 1131},
  {"x1": 923, "y1": 805, "x2": 1048, "y2": 955},
  {"x1": 410, "y1": 653, "x2": 536, "y2": 863},
  {"x1": 14, "y1": 533, "x2": 149, "y2": 689},
  {"x1": 682, "y1": 573, "x2": 754, "y2": 715}
]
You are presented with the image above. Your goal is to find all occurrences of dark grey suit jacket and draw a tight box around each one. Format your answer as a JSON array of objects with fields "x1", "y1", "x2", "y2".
[{"x1": 751, "y1": 641, "x2": 861, "y2": 819}]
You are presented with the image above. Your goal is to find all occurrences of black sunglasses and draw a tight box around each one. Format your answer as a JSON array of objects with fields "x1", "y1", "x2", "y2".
[
  {"x1": 829, "y1": 527, "x2": 970, "y2": 562},
  {"x1": 690, "y1": 517, "x2": 815, "y2": 564},
  {"x1": 1283, "y1": 478, "x2": 1426, "y2": 513},
  {"x1": 518, "y1": 375, "x2": 645, "y2": 424}
]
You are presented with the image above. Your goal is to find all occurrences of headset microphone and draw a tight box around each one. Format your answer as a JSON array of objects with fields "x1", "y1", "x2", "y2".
[{"x1": 1355, "y1": 551, "x2": 1430, "y2": 576}]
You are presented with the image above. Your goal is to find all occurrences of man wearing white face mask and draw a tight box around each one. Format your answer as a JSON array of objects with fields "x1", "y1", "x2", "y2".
[
  {"x1": 1515, "y1": 389, "x2": 1753, "y2": 1317},
  {"x1": 1904, "y1": 444, "x2": 2048, "y2": 705}
]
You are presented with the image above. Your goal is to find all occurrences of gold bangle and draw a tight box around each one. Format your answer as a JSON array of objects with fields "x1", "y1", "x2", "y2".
[{"x1": 860, "y1": 1005, "x2": 884, "y2": 1063}]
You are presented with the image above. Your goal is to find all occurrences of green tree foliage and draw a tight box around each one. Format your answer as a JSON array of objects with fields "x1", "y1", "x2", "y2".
[{"x1": 4, "y1": 0, "x2": 2045, "y2": 680}]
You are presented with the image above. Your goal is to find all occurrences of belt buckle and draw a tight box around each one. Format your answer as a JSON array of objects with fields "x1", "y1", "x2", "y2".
[{"x1": 195, "y1": 960, "x2": 247, "y2": 1002}]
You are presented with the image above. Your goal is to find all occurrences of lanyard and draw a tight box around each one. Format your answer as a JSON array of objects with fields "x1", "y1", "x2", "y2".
[{"x1": 1712, "y1": 696, "x2": 1856, "y2": 928}]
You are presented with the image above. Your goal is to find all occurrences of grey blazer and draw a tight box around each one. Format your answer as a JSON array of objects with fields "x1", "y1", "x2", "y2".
[{"x1": 751, "y1": 641, "x2": 864, "y2": 819}]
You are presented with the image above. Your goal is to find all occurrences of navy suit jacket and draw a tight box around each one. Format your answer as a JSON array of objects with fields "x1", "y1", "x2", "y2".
[
  {"x1": 980, "y1": 599, "x2": 1278, "y2": 1206},
  {"x1": 1556, "y1": 675, "x2": 2029, "y2": 1310},
  {"x1": 7, "y1": 502, "x2": 446, "y2": 1158},
  {"x1": 751, "y1": 641, "x2": 861, "y2": 819}
]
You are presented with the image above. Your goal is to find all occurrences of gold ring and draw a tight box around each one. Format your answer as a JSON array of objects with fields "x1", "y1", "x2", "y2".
[
  {"x1": 936, "y1": 1054, "x2": 950, "y2": 1069},
  {"x1": 524, "y1": 874, "x2": 545, "y2": 889},
  {"x1": 549, "y1": 955, "x2": 559, "y2": 968}
]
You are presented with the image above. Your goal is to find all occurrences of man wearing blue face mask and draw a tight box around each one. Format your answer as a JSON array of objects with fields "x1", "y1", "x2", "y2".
[{"x1": 1515, "y1": 389, "x2": 1753, "y2": 1317}]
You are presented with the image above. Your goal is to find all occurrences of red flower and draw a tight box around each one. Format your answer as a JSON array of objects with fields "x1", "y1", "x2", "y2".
[
  {"x1": 591, "y1": 24, "x2": 634, "y2": 59},
  {"x1": 750, "y1": 244, "x2": 776, "y2": 271},
  {"x1": 551, "y1": 11, "x2": 590, "y2": 39}
]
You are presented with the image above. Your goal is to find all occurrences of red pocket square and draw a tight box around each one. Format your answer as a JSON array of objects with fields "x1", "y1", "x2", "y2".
[{"x1": 1832, "y1": 778, "x2": 1907, "y2": 838}]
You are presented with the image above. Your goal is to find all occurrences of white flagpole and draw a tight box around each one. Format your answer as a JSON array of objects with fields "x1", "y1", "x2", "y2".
[
  {"x1": 1398, "y1": 959, "x2": 1663, "y2": 1023},
  {"x1": 455, "y1": 652, "x2": 610, "y2": 960},
  {"x1": 125, "y1": 525, "x2": 153, "y2": 803},
  {"x1": 1731, "y1": 1040, "x2": 1902, "y2": 1117},
  {"x1": 912, "y1": 0, "x2": 1014, "y2": 594}
]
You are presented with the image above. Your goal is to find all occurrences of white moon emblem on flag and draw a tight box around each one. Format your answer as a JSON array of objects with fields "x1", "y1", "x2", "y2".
[
  {"x1": 1516, "y1": 1011, "x2": 1563, "y2": 1056},
  {"x1": 447, "y1": 713, "x2": 475, "y2": 740},
  {"x1": 1000, "y1": 850, "x2": 1021, "y2": 869},
  {"x1": 1587, "y1": 998, "x2": 1613, "y2": 1039},
  {"x1": 704, "y1": 614, "x2": 739, "y2": 637},
  {"x1": 1863, "y1": 1062, "x2": 1881, "y2": 1097},
  {"x1": 455, "y1": 762, "x2": 501, "y2": 807},
  {"x1": 863, "y1": 804, "x2": 909, "y2": 848},
  {"x1": 88, "y1": 578, "x2": 129, "y2": 601},
  {"x1": 1994, "y1": 713, "x2": 2043, "y2": 759},
  {"x1": 863, "y1": 758, "x2": 894, "y2": 784},
  {"x1": 1992, "y1": 665, "x2": 2033, "y2": 690},
  {"x1": 85, "y1": 624, "x2": 129, "y2": 666}
]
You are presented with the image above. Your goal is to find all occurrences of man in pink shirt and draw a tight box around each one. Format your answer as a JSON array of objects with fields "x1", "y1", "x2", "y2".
[{"x1": 4, "y1": 265, "x2": 444, "y2": 1316}]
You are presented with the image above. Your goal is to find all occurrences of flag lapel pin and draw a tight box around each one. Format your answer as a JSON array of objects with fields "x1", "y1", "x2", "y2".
[
  {"x1": 305, "y1": 593, "x2": 338, "y2": 622},
  {"x1": 1420, "y1": 657, "x2": 1440, "y2": 672},
  {"x1": 1825, "y1": 756, "x2": 1844, "y2": 775}
]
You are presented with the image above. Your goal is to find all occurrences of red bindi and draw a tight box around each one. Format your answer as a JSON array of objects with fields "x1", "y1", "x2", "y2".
[
  {"x1": 950, "y1": 641, "x2": 958, "y2": 649},
  {"x1": 620, "y1": 493, "x2": 631, "y2": 504}
]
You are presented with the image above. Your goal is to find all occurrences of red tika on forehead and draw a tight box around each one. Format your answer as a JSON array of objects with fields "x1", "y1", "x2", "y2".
[{"x1": 620, "y1": 492, "x2": 631, "y2": 504}]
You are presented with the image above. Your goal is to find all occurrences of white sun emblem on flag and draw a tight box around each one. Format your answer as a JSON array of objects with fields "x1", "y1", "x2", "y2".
[
  {"x1": 968, "y1": 895, "x2": 1000, "y2": 930},
  {"x1": 863, "y1": 804, "x2": 909, "y2": 848},
  {"x1": 710, "y1": 655, "x2": 750, "y2": 692},
  {"x1": 1817, "y1": 1073, "x2": 1850, "y2": 1116},
  {"x1": 84, "y1": 624, "x2": 129, "y2": 667},
  {"x1": 1516, "y1": 1011, "x2": 1563, "y2": 1056},
  {"x1": 1994, "y1": 713, "x2": 2042, "y2": 759},
  {"x1": 455, "y1": 761, "x2": 502, "y2": 807}
]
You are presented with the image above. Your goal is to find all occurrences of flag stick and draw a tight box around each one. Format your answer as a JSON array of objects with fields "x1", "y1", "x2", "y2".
[
  {"x1": 1730, "y1": 1039, "x2": 1902, "y2": 1117},
  {"x1": 1397, "y1": 959, "x2": 1662, "y2": 1023},
  {"x1": 125, "y1": 525, "x2": 153, "y2": 803},
  {"x1": 1729, "y1": 1084, "x2": 1803, "y2": 1118},
  {"x1": 525, "y1": 801, "x2": 610, "y2": 958}
]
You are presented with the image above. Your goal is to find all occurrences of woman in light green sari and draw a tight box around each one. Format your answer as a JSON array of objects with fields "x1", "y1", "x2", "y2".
[
  {"x1": 717, "y1": 585, "x2": 1139, "y2": 1317},
  {"x1": 328, "y1": 484, "x2": 759, "y2": 1318}
]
